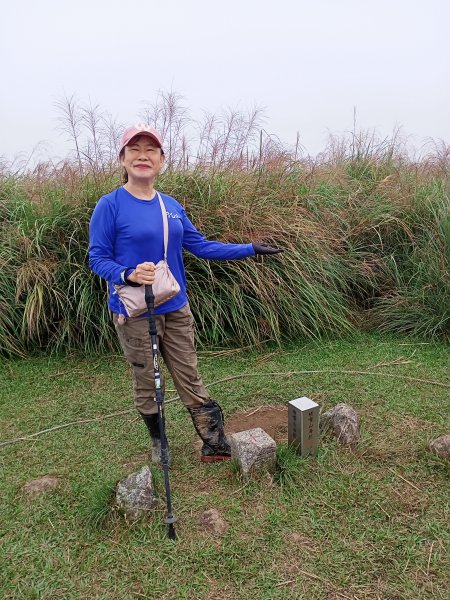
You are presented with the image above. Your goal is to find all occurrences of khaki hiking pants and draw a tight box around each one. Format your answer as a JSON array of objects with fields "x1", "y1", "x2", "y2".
[{"x1": 113, "y1": 304, "x2": 210, "y2": 416}]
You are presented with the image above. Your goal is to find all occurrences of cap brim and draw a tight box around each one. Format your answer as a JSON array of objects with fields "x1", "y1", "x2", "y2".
[
  {"x1": 119, "y1": 131, "x2": 163, "y2": 154},
  {"x1": 128, "y1": 132, "x2": 161, "y2": 147}
]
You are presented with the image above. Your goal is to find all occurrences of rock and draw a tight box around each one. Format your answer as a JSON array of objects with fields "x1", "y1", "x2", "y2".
[
  {"x1": 429, "y1": 434, "x2": 450, "y2": 459},
  {"x1": 228, "y1": 427, "x2": 277, "y2": 479},
  {"x1": 197, "y1": 509, "x2": 228, "y2": 534},
  {"x1": 115, "y1": 466, "x2": 157, "y2": 521},
  {"x1": 23, "y1": 475, "x2": 61, "y2": 495},
  {"x1": 320, "y1": 403, "x2": 360, "y2": 445}
]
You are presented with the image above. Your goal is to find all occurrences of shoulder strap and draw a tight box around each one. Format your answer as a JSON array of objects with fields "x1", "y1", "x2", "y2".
[{"x1": 156, "y1": 191, "x2": 169, "y2": 260}]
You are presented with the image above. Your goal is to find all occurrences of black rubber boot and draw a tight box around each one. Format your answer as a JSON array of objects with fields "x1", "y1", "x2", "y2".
[
  {"x1": 140, "y1": 412, "x2": 170, "y2": 465},
  {"x1": 187, "y1": 400, "x2": 231, "y2": 463}
]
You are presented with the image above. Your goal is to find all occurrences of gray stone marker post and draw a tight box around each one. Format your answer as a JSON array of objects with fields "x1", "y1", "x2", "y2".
[{"x1": 288, "y1": 397, "x2": 319, "y2": 457}]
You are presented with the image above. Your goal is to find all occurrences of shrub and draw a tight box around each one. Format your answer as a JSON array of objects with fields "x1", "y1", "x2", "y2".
[{"x1": 1, "y1": 97, "x2": 448, "y2": 355}]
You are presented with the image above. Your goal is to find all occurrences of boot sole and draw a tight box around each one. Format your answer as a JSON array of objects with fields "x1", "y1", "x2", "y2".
[{"x1": 200, "y1": 454, "x2": 231, "y2": 463}]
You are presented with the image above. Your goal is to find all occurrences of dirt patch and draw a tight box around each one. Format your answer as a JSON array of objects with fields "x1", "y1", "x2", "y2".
[
  {"x1": 226, "y1": 405, "x2": 288, "y2": 442},
  {"x1": 197, "y1": 508, "x2": 228, "y2": 534},
  {"x1": 23, "y1": 475, "x2": 62, "y2": 495}
]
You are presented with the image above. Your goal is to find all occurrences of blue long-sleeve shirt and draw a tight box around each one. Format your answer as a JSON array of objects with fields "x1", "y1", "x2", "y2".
[{"x1": 89, "y1": 186, "x2": 255, "y2": 315}]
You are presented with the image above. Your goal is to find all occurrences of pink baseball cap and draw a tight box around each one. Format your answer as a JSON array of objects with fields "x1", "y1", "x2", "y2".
[{"x1": 119, "y1": 124, "x2": 163, "y2": 154}]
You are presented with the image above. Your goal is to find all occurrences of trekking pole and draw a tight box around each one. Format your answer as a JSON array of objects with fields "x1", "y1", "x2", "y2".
[{"x1": 145, "y1": 285, "x2": 177, "y2": 541}]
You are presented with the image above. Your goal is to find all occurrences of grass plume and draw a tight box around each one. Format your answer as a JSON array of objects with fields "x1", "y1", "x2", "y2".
[{"x1": 0, "y1": 95, "x2": 448, "y2": 355}]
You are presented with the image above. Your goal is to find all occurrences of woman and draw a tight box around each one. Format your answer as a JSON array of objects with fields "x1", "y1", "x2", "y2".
[{"x1": 89, "y1": 124, "x2": 281, "y2": 463}]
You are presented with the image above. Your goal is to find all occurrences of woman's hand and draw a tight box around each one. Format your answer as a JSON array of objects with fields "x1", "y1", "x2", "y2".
[
  {"x1": 126, "y1": 262, "x2": 156, "y2": 285},
  {"x1": 252, "y1": 243, "x2": 282, "y2": 255}
]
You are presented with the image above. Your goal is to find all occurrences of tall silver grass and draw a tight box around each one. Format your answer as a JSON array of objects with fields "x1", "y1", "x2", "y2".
[{"x1": 0, "y1": 95, "x2": 448, "y2": 356}]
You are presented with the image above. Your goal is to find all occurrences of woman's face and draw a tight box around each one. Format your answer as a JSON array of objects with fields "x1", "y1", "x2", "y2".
[{"x1": 120, "y1": 135, "x2": 164, "y2": 182}]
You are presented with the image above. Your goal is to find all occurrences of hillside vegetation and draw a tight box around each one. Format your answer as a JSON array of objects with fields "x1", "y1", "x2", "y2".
[{"x1": 1, "y1": 96, "x2": 449, "y2": 356}]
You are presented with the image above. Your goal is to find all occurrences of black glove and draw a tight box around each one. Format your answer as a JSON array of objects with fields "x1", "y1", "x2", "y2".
[{"x1": 252, "y1": 242, "x2": 282, "y2": 255}]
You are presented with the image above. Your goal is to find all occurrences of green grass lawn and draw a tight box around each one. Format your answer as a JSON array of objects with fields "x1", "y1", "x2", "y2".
[{"x1": 1, "y1": 334, "x2": 449, "y2": 599}]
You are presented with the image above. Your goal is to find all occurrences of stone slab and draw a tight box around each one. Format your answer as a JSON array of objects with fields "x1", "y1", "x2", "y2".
[{"x1": 229, "y1": 427, "x2": 277, "y2": 479}]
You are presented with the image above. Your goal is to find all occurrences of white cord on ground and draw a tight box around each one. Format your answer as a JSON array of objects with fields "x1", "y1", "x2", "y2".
[{"x1": 1, "y1": 369, "x2": 448, "y2": 448}]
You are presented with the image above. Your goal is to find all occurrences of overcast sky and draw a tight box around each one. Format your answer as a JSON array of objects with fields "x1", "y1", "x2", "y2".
[{"x1": 2, "y1": 0, "x2": 449, "y2": 163}]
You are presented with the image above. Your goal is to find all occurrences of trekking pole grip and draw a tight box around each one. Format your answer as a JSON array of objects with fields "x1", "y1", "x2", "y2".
[
  {"x1": 144, "y1": 285, "x2": 157, "y2": 335},
  {"x1": 144, "y1": 284, "x2": 155, "y2": 310}
]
